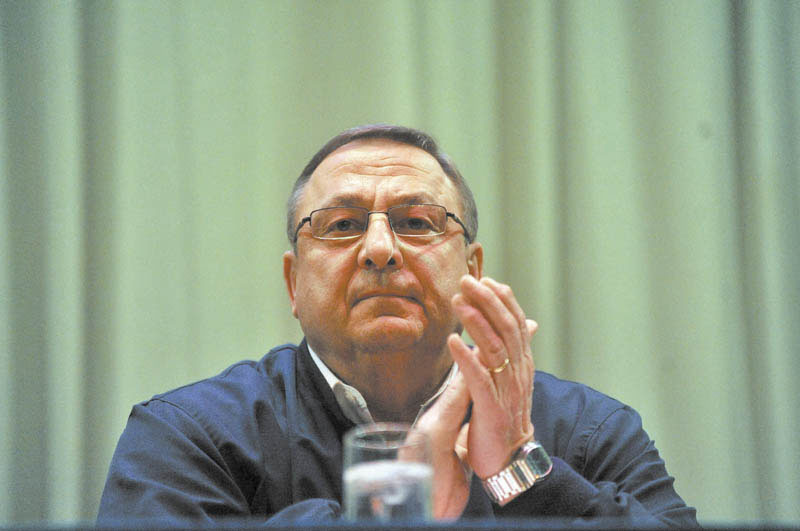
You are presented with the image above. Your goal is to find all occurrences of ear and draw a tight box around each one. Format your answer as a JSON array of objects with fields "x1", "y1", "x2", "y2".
[
  {"x1": 466, "y1": 242, "x2": 483, "y2": 280},
  {"x1": 283, "y1": 250, "x2": 299, "y2": 318}
]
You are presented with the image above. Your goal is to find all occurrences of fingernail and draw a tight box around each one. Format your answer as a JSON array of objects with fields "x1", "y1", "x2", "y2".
[{"x1": 462, "y1": 274, "x2": 479, "y2": 286}]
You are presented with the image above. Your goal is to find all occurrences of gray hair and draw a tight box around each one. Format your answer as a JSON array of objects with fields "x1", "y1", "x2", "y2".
[{"x1": 286, "y1": 124, "x2": 478, "y2": 249}]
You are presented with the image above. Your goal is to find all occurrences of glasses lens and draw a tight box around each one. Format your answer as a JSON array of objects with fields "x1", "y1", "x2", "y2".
[
  {"x1": 388, "y1": 205, "x2": 447, "y2": 236},
  {"x1": 310, "y1": 207, "x2": 368, "y2": 239}
]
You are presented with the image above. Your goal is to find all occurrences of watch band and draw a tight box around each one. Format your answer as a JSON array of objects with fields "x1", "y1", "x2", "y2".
[{"x1": 481, "y1": 441, "x2": 553, "y2": 506}]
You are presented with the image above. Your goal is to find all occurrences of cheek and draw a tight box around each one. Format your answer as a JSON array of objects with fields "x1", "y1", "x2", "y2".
[
  {"x1": 415, "y1": 254, "x2": 467, "y2": 307},
  {"x1": 295, "y1": 251, "x2": 353, "y2": 305},
  {"x1": 294, "y1": 279, "x2": 346, "y2": 328}
]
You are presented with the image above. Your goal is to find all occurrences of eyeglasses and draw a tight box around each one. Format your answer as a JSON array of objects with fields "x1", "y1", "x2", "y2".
[{"x1": 293, "y1": 204, "x2": 470, "y2": 242}]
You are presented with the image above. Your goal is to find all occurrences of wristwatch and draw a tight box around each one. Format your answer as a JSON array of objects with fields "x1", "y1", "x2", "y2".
[{"x1": 481, "y1": 440, "x2": 553, "y2": 506}]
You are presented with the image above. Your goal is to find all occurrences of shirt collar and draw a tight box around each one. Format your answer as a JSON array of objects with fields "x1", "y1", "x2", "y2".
[{"x1": 306, "y1": 343, "x2": 458, "y2": 426}]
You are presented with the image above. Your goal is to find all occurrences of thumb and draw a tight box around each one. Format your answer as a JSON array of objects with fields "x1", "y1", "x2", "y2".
[
  {"x1": 454, "y1": 423, "x2": 471, "y2": 476},
  {"x1": 415, "y1": 370, "x2": 473, "y2": 520},
  {"x1": 417, "y1": 370, "x2": 470, "y2": 436}
]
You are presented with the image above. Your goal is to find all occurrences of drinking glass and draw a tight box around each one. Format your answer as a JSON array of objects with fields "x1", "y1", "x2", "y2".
[{"x1": 343, "y1": 422, "x2": 433, "y2": 521}]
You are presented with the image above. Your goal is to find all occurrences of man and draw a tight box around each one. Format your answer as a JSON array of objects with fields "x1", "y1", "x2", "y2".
[{"x1": 98, "y1": 124, "x2": 698, "y2": 526}]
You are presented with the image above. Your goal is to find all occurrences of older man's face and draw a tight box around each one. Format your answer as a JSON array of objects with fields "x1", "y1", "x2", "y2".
[{"x1": 284, "y1": 139, "x2": 482, "y2": 360}]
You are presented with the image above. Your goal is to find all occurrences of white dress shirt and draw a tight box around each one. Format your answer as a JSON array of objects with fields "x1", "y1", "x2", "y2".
[{"x1": 307, "y1": 343, "x2": 458, "y2": 426}]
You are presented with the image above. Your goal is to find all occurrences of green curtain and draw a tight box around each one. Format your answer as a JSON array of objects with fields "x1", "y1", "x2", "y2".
[{"x1": 1, "y1": 0, "x2": 798, "y2": 524}]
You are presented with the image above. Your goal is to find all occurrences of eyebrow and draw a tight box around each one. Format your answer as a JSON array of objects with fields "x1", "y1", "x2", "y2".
[{"x1": 318, "y1": 192, "x2": 438, "y2": 209}]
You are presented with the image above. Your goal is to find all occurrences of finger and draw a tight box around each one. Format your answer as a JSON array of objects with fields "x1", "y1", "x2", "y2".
[
  {"x1": 450, "y1": 331, "x2": 530, "y2": 477},
  {"x1": 454, "y1": 424, "x2": 472, "y2": 477},
  {"x1": 526, "y1": 319, "x2": 539, "y2": 340},
  {"x1": 414, "y1": 370, "x2": 472, "y2": 520},
  {"x1": 454, "y1": 423, "x2": 470, "y2": 462},
  {"x1": 435, "y1": 371, "x2": 471, "y2": 427},
  {"x1": 451, "y1": 293, "x2": 507, "y2": 370},
  {"x1": 448, "y1": 333, "x2": 498, "y2": 406},
  {"x1": 453, "y1": 276, "x2": 523, "y2": 368},
  {"x1": 481, "y1": 277, "x2": 528, "y2": 331},
  {"x1": 416, "y1": 369, "x2": 471, "y2": 436},
  {"x1": 475, "y1": 277, "x2": 530, "y2": 367},
  {"x1": 481, "y1": 277, "x2": 530, "y2": 363},
  {"x1": 525, "y1": 319, "x2": 539, "y2": 375},
  {"x1": 458, "y1": 276, "x2": 525, "y2": 367}
]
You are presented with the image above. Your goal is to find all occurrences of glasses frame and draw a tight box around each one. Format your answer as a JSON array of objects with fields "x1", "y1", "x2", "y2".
[{"x1": 293, "y1": 203, "x2": 471, "y2": 243}]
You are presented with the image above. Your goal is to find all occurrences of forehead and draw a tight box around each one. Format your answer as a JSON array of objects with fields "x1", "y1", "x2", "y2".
[{"x1": 301, "y1": 138, "x2": 460, "y2": 210}]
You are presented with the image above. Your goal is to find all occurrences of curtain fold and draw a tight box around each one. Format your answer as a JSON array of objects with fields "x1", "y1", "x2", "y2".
[
  {"x1": 1, "y1": 0, "x2": 797, "y2": 524},
  {"x1": 732, "y1": 1, "x2": 800, "y2": 518}
]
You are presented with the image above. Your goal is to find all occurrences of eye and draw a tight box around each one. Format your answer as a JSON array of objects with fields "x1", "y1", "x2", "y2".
[
  {"x1": 334, "y1": 219, "x2": 354, "y2": 231},
  {"x1": 392, "y1": 206, "x2": 441, "y2": 235},
  {"x1": 326, "y1": 217, "x2": 363, "y2": 234},
  {"x1": 399, "y1": 217, "x2": 434, "y2": 231},
  {"x1": 312, "y1": 208, "x2": 367, "y2": 238}
]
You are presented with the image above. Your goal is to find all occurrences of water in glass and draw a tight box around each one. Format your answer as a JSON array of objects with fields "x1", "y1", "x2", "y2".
[{"x1": 343, "y1": 460, "x2": 432, "y2": 520}]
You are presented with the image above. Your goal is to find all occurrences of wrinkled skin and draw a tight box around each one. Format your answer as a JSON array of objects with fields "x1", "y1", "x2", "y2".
[{"x1": 283, "y1": 139, "x2": 537, "y2": 518}]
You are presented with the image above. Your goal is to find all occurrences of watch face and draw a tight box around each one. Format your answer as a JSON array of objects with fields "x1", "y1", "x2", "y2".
[
  {"x1": 523, "y1": 443, "x2": 553, "y2": 479},
  {"x1": 482, "y1": 442, "x2": 553, "y2": 506}
]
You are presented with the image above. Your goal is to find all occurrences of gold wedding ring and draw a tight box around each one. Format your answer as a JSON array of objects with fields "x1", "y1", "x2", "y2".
[{"x1": 487, "y1": 357, "x2": 510, "y2": 374}]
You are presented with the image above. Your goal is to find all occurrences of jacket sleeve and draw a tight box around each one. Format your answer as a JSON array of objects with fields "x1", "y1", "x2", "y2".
[
  {"x1": 496, "y1": 407, "x2": 699, "y2": 527},
  {"x1": 97, "y1": 398, "x2": 343, "y2": 526},
  {"x1": 97, "y1": 399, "x2": 256, "y2": 525}
]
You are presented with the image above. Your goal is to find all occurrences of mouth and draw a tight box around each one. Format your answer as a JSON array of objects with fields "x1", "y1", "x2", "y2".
[{"x1": 353, "y1": 292, "x2": 419, "y2": 306}]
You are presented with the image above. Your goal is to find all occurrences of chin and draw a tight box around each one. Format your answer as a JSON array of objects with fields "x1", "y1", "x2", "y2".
[{"x1": 350, "y1": 317, "x2": 425, "y2": 351}]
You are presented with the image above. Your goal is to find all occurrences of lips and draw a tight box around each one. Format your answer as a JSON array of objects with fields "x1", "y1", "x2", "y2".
[
  {"x1": 350, "y1": 285, "x2": 423, "y2": 308},
  {"x1": 349, "y1": 278, "x2": 423, "y2": 308},
  {"x1": 354, "y1": 292, "x2": 418, "y2": 304}
]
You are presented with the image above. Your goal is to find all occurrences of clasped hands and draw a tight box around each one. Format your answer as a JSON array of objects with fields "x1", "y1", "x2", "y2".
[{"x1": 415, "y1": 274, "x2": 538, "y2": 519}]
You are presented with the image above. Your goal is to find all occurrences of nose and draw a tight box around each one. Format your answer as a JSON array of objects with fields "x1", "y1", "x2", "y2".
[{"x1": 357, "y1": 212, "x2": 403, "y2": 270}]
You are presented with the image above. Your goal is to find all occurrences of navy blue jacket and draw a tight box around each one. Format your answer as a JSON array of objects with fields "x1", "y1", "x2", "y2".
[{"x1": 97, "y1": 340, "x2": 698, "y2": 527}]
